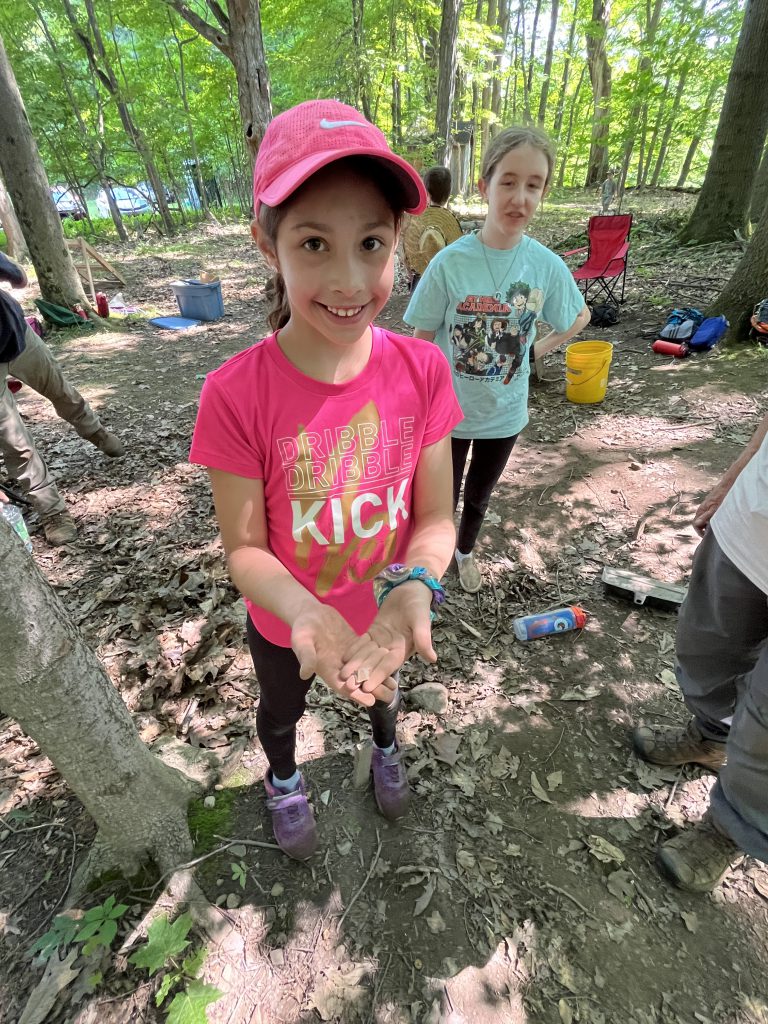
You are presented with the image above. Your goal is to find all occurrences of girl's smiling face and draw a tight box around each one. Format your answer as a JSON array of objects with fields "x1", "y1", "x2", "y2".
[
  {"x1": 479, "y1": 143, "x2": 549, "y2": 248},
  {"x1": 256, "y1": 165, "x2": 398, "y2": 353}
]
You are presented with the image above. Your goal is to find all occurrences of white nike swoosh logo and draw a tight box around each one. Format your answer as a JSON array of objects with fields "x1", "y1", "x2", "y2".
[{"x1": 319, "y1": 118, "x2": 365, "y2": 129}]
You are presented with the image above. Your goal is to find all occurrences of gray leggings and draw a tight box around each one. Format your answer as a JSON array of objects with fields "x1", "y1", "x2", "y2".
[{"x1": 676, "y1": 528, "x2": 768, "y2": 861}]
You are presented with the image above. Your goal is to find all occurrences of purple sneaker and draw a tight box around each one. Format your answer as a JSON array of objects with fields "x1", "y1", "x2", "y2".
[
  {"x1": 264, "y1": 772, "x2": 318, "y2": 860},
  {"x1": 371, "y1": 745, "x2": 411, "y2": 821}
]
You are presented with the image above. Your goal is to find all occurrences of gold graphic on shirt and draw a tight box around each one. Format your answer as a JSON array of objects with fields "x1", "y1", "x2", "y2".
[{"x1": 290, "y1": 402, "x2": 403, "y2": 595}]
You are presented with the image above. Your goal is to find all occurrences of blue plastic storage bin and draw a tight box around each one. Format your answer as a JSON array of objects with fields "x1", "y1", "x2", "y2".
[{"x1": 170, "y1": 279, "x2": 224, "y2": 321}]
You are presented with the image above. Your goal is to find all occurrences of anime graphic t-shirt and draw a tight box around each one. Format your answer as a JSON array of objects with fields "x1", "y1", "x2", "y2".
[
  {"x1": 404, "y1": 232, "x2": 585, "y2": 439},
  {"x1": 189, "y1": 327, "x2": 462, "y2": 646}
]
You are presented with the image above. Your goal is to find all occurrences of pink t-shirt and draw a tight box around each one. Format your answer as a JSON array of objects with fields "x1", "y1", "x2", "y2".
[{"x1": 190, "y1": 326, "x2": 463, "y2": 646}]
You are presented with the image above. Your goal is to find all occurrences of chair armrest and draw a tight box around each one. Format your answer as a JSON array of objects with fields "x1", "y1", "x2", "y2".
[{"x1": 561, "y1": 246, "x2": 588, "y2": 258}]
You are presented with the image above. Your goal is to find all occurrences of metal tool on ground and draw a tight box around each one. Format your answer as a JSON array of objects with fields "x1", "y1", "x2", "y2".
[{"x1": 601, "y1": 566, "x2": 686, "y2": 610}]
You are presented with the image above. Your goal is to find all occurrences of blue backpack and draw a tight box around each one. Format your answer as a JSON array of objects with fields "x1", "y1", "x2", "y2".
[
  {"x1": 659, "y1": 307, "x2": 704, "y2": 340},
  {"x1": 688, "y1": 315, "x2": 728, "y2": 351}
]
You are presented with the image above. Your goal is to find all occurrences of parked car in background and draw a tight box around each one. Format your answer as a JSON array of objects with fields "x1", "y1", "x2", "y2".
[
  {"x1": 136, "y1": 181, "x2": 176, "y2": 209},
  {"x1": 95, "y1": 186, "x2": 152, "y2": 218},
  {"x1": 51, "y1": 186, "x2": 86, "y2": 221}
]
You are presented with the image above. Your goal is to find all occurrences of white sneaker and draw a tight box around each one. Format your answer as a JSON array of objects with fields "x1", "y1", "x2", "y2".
[{"x1": 457, "y1": 553, "x2": 482, "y2": 593}]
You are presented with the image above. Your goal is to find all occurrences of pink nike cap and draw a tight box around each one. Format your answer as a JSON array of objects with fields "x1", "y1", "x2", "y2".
[{"x1": 253, "y1": 99, "x2": 427, "y2": 217}]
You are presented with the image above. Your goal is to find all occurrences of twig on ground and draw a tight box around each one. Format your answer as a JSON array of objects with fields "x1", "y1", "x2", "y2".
[
  {"x1": 212, "y1": 834, "x2": 281, "y2": 851},
  {"x1": 538, "y1": 726, "x2": 566, "y2": 766},
  {"x1": 338, "y1": 829, "x2": 381, "y2": 929},
  {"x1": 367, "y1": 952, "x2": 392, "y2": 1024},
  {"x1": 542, "y1": 882, "x2": 598, "y2": 920}
]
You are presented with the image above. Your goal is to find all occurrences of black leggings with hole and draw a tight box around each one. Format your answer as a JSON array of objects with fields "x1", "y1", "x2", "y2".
[{"x1": 246, "y1": 616, "x2": 400, "y2": 778}]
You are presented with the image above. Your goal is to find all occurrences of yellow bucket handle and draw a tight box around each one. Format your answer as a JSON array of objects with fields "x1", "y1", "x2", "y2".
[{"x1": 567, "y1": 355, "x2": 611, "y2": 388}]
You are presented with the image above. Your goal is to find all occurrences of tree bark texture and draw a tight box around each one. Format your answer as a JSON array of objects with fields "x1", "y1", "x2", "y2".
[
  {"x1": 434, "y1": 0, "x2": 461, "y2": 164},
  {"x1": 0, "y1": 34, "x2": 88, "y2": 309},
  {"x1": 680, "y1": 0, "x2": 768, "y2": 244},
  {"x1": 0, "y1": 174, "x2": 28, "y2": 260},
  {"x1": 170, "y1": 0, "x2": 272, "y2": 167},
  {"x1": 584, "y1": 0, "x2": 612, "y2": 187},
  {"x1": 709, "y1": 195, "x2": 768, "y2": 339},
  {"x1": 0, "y1": 521, "x2": 195, "y2": 876},
  {"x1": 750, "y1": 144, "x2": 768, "y2": 224}
]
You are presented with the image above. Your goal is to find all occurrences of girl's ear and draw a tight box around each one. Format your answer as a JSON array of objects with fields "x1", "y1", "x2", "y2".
[
  {"x1": 477, "y1": 177, "x2": 488, "y2": 201},
  {"x1": 251, "y1": 219, "x2": 279, "y2": 271}
]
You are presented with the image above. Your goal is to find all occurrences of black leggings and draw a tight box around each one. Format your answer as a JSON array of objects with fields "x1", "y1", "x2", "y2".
[
  {"x1": 452, "y1": 434, "x2": 519, "y2": 554},
  {"x1": 246, "y1": 616, "x2": 400, "y2": 778}
]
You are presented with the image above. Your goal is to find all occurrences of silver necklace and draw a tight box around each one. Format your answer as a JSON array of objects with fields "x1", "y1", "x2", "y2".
[{"x1": 478, "y1": 228, "x2": 525, "y2": 301}]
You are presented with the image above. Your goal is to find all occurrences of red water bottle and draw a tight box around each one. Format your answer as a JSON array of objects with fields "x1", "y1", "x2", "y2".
[
  {"x1": 96, "y1": 292, "x2": 110, "y2": 318},
  {"x1": 652, "y1": 339, "x2": 689, "y2": 358}
]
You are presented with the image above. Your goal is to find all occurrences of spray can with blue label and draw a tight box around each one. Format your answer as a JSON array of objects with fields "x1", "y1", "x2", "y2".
[{"x1": 512, "y1": 605, "x2": 587, "y2": 641}]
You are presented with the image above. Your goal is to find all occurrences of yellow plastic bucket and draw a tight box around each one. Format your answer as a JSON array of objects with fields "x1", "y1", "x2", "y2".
[{"x1": 565, "y1": 340, "x2": 613, "y2": 404}]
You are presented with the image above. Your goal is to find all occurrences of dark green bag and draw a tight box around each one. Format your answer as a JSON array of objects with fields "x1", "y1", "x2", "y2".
[{"x1": 35, "y1": 299, "x2": 94, "y2": 328}]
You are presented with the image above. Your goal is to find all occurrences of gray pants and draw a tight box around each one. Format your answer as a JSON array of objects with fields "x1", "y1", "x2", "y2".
[
  {"x1": 676, "y1": 528, "x2": 768, "y2": 862},
  {"x1": 0, "y1": 325, "x2": 102, "y2": 517},
  {"x1": 10, "y1": 326, "x2": 100, "y2": 439}
]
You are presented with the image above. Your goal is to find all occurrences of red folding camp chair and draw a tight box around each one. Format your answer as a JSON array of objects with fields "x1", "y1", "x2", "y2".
[{"x1": 563, "y1": 214, "x2": 632, "y2": 305}]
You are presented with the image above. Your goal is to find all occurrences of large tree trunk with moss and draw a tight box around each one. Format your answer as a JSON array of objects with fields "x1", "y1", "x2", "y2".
[
  {"x1": 750, "y1": 144, "x2": 768, "y2": 225},
  {"x1": 679, "y1": 0, "x2": 768, "y2": 245},
  {"x1": 708, "y1": 199, "x2": 768, "y2": 341},
  {"x1": 0, "y1": 34, "x2": 88, "y2": 309},
  {"x1": 0, "y1": 521, "x2": 195, "y2": 876}
]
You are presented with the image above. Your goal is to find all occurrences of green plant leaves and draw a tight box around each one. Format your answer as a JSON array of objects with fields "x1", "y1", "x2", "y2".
[
  {"x1": 129, "y1": 913, "x2": 193, "y2": 976},
  {"x1": 29, "y1": 914, "x2": 79, "y2": 960},
  {"x1": 165, "y1": 980, "x2": 223, "y2": 1024}
]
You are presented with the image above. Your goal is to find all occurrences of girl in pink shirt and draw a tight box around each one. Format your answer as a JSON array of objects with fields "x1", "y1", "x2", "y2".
[{"x1": 190, "y1": 100, "x2": 462, "y2": 860}]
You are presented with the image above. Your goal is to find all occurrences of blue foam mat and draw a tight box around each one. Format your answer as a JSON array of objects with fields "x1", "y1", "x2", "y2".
[{"x1": 150, "y1": 316, "x2": 201, "y2": 330}]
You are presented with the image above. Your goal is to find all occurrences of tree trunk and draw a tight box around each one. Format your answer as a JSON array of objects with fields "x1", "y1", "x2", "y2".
[
  {"x1": 491, "y1": 0, "x2": 512, "y2": 128},
  {"x1": 169, "y1": 0, "x2": 271, "y2": 168},
  {"x1": 584, "y1": 0, "x2": 612, "y2": 187},
  {"x1": 537, "y1": 0, "x2": 560, "y2": 127},
  {"x1": 0, "y1": 34, "x2": 88, "y2": 309},
  {"x1": 167, "y1": 20, "x2": 211, "y2": 218},
  {"x1": 749, "y1": 143, "x2": 768, "y2": 224},
  {"x1": 557, "y1": 64, "x2": 585, "y2": 187},
  {"x1": 434, "y1": 0, "x2": 462, "y2": 164},
  {"x1": 351, "y1": 0, "x2": 372, "y2": 121},
  {"x1": 679, "y1": 0, "x2": 768, "y2": 244},
  {"x1": 552, "y1": 0, "x2": 578, "y2": 140},
  {"x1": 526, "y1": 0, "x2": 542, "y2": 97},
  {"x1": 0, "y1": 522, "x2": 195, "y2": 876},
  {"x1": 709, "y1": 195, "x2": 768, "y2": 340},
  {"x1": 642, "y1": 71, "x2": 671, "y2": 188},
  {"x1": 0, "y1": 174, "x2": 28, "y2": 260},
  {"x1": 676, "y1": 80, "x2": 719, "y2": 188},
  {"x1": 651, "y1": 67, "x2": 688, "y2": 187},
  {"x1": 480, "y1": 0, "x2": 499, "y2": 162},
  {"x1": 616, "y1": 0, "x2": 662, "y2": 195}
]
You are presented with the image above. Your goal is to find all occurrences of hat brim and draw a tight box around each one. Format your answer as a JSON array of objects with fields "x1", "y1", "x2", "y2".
[{"x1": 257, "y1": 148, "x2": 427, "y2": 216}]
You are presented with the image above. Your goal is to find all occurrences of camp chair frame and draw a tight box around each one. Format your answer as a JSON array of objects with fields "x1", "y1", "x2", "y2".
[{"x1": 563, "y1": 214, "x2": 633, "y2": 306}]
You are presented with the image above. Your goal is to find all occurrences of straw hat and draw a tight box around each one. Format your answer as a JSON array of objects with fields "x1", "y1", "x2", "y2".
[{"x1": 403, "y1": 207, "x2": 463, "y2": 275}]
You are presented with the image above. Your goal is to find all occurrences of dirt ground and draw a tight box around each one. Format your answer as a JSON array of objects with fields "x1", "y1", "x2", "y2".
[{"x1": 2, "y1": 190, "x2": 768, "y2": 1024}]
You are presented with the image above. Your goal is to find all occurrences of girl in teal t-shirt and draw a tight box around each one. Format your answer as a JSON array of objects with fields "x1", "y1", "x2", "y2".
[{"x1": 405, "y1": 125, "x2": 590, "y2": 594}]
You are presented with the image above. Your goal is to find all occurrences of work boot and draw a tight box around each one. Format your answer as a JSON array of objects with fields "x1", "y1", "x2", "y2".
[
  {"x1": 457, "y1": 553, "x2": 482, "y2": 594},
  {"x1": 42, "y1": 510, "x2": 77, "y2": 546},
  {"x1": 87, "y1": 427, "x2": 125, "y2": 458},
  {"x1": 633, "y1": 718, "x2": 726, "y2": 772},
  {"x1": 657, "y1": 819, "x2": 744, "y2": 893}
]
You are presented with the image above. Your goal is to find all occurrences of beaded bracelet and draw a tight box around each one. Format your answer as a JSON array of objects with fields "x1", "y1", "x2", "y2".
[{"x1": 373, "y1": 564, "x2": 446, "y2": 621}]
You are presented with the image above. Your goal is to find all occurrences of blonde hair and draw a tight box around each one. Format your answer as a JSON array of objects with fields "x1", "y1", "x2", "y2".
[{"x1": 480, "y1": 126, "x2": 556, "y2": 188}]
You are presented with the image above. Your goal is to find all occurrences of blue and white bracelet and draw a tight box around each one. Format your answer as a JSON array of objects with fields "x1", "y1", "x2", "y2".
[{"x1": 373, "y1": 564, "x2": 446, "y2": 620}]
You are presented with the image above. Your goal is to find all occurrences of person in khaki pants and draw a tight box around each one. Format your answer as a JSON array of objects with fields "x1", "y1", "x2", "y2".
[
  {"x1": 0, "y1": 253, "x2": 123, "y2": 545},
  {"x1": 633, "y1": 409, "x2": 768, "y2": 892}
]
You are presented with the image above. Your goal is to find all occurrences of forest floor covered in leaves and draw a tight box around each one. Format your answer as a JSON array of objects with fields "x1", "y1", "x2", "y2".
[{"x1": 2, "y1": 189, "x2": 768, "y2": 1024}]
